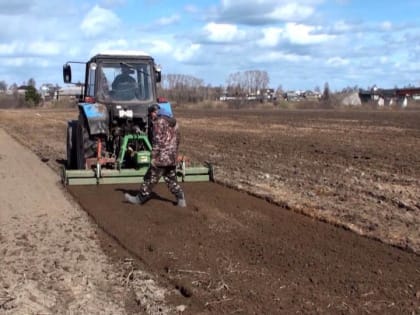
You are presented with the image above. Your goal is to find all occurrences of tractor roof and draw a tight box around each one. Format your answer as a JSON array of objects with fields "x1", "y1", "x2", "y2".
[
  {"x1": 96, "y1": 50, "x2": 151, "y2": 57},
  {"x1": 90, "y1": 50, "x2": 153, "y2": 62}
]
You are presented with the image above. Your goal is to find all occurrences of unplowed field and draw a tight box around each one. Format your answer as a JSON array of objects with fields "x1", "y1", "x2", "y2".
[{"x1": 0, "y1": 107, "x2": 419, "y2": 314}]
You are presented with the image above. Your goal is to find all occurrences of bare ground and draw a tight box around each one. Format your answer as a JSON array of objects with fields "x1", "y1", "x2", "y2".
[
  {"x1": 0, "y1": 106, "x2": 419, "y2": 314},
  {"x1": 177, "y1": 108, "x2": 420, "y2": 254}
]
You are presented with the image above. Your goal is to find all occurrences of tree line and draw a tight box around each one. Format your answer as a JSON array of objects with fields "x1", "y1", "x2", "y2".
[
  {"x1": 1, "y1": 71, "x2": 274, "y2": 106},
  {"x1": 157, "y1": 70, "x2": 272, "y2": 104},
  {"x1": 3, "y1": 70, "x2": 411, "y2": 107},
  {"x1": 0, "y1": 78, "x2": 43, "y2": 107}
]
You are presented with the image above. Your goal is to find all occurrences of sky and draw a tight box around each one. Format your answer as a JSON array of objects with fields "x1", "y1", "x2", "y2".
[{"x1": 0, "y1": 0, "x2": 419, "y2": 91}]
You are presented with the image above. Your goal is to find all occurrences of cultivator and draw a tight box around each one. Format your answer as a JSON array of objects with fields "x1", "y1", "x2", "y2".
[
  {"x1": 63, "y1": 129, "x2": 212, "y2": 185},
  {"x1": 62, "y1": 51, "x2": 213, "y2": 185},
  {"x1": 62, "y1": 160, "x2": 213, "y2": 185}
]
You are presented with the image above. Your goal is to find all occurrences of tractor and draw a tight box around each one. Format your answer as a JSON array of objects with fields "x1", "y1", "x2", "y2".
[{"x1": 62, "y1": 51, "x2": 212, "y2": 185}]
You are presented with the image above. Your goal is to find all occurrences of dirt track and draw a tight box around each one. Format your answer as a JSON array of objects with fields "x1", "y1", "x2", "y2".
[
  {"x1": 0, "y1": 128, "x2": 171, "y2": 314},
  {"x1": 0, "y1": 107, "x2": 420, "y2": 314}
]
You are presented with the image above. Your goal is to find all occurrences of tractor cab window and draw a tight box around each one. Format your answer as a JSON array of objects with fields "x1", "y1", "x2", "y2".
[
  {"x1": 86, "y1": 65, "x2": 96, "y2": 98},
  {"x1": 97, "y1": 62, "x2": 153, "y2": 103}
]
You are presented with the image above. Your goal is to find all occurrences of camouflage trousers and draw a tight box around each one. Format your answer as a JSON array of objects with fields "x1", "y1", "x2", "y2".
[{"x1": 139, "y1": 165, "x2": 184, "y2": 198}]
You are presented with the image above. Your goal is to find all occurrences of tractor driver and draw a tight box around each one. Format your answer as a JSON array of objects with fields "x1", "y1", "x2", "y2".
[
  {"x1": 124, "y1": 104, "x2": 186, "y2": 207},
  {"x1": 111, "y1": 64, "x2": 136, "y2": 100},
  {"x1": 112, "y1": 64, "x2": 135, "y2": 89}
]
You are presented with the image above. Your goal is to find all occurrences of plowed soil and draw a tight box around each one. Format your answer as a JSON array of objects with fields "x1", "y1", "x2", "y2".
[{"x1": 1, "y1": 106, "x2": 419, "y2": 314}]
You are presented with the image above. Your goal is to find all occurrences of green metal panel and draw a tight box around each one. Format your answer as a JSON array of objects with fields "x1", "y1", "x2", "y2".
[
  {"x1": 117, "y1": 134, "x2": 152, "y2": 168},
  {"x1": 66, "y1": 177, "x2": 98, "y2": 185},
  {"x1": 63, "y1": 165, "x2": 213, "y2": 185},
  {"x1": 179, "y1": 174, "x2": 211, "y2": 182},
  {"x1": 136, "y1": 151, "x2": 150, "y2": 165}
]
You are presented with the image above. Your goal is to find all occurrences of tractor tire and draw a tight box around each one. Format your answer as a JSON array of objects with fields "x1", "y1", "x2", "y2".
[
  {"x1": 66, "y1": 120, "x2": 78, "y2": 169},
  {"x1": 75, "y1": 115, "x2": 96, "y2": 170},
  {"x1": 75, "y1": 119, "x2": 86, "y2": 170}
]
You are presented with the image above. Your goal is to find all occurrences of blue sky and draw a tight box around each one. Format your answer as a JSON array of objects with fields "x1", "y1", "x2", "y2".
[{"x1": 0, "y1": 0, "x2": 419, "y2": 91}]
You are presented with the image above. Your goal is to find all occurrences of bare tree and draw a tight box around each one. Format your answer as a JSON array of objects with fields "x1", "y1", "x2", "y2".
[
  {"x1": 10, "y1": 83, "x2": 18, "y2": 91},
  {"x1": 28, "y1": 78, "x2": 36, "y2": 88},
  {"x1": 322, "y1": 82, "x2": 330, "y2": 101},
  {"x1": 160, "y1": 74, "x2": 209, "y2": 104},
  {"x1": 0, "y1": 80, "x2": 7, "y2": 92},
  {"x1": 226, "y1": 70, "x2": 270, "y2": 97},
  {"x1": 275, "y1": 85, "x2": 284, "y2": 100}
]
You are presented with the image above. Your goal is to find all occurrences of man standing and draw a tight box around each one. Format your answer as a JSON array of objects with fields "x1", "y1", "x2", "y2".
[{"x1": 124, "y1": 104, "x2": 186, "y2": 207}]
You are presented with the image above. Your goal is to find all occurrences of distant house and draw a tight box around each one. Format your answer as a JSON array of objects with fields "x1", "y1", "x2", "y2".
[
  {"x1": 16, "y1": 85, "x2": 31, "y2": 95},
  {"x1": 359, "y1": 86, "x2": 420, "y2": 107},
  {"x1": 284, "y1": 91, "x2": 301, "y2": 101},
  {"x1": 395, "y1": 87, "x2": 420, "y2": 99},
  {"x1": 55, "y1": 85, "x2": 83, "y2": 100},
  {"x1": 303, "y1": 90, "x2": 321, "y2": 101},
  {"x1": 341, "y1": 92, "x2": 362, "y2": 106},
  {"x1": 283, "y1": 90, "x2": 320, "y2": 102},
  {"x1": 358, "y1": 89, "x2": 372, "y2": 103},
  {"x1": 219, "y1": 88, "x2": 276, "y2": 102},
  {"x1": 257, "y1": 88, "x2": 275, "y2": 101},
  {"x1": 40, "y1": 84, "x2": 59, "y2": 101}
]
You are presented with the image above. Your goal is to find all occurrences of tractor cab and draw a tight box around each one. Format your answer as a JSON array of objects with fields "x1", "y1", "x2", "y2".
[{"x1": 63, "y1": 51, "x2": 161, "y2": 111}]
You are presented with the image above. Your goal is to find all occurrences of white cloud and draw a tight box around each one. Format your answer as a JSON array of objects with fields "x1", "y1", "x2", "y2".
[
  {"x1": 89, "y1": 39, "x2": 131, "y2": 56},
  {"x1": 80, "y1": 5, "x2": 121, "y2": 37},
  {"x1": 100, "y1": 0, "x2": 127, "y2": 7},
  {"x1": 218, "y1": 0, "x2": 317, "y2": 24},
  {"x1": 0, "y1": 42, "x2": 21, "y2": 55},
  {"x1": 258, "y1": 23, "x2": 335, "y2": 47},
  {"x1": 379, "y1": 56, "x2": 389, "y2": 64},
  {"x1": 149, "y1": 40, "x2": 172, "y2": 54},
  {"x1": 0, "y1": 40, "x2": 61, "y2": 56},
  {"x1": 327, "y1": 57, "x2": 350, "y2": 66},
  {"x1": 253, "y1": 51, "x2": 312, "y2": 62},
  {"x1": 156, "y1": 14, "x2": 180, "y2": 26},
  {"x1": 284, "y1": 23, "x2": 334, "y2": 44},
  {"x1": 258, "y1": 27, "x2": 283, "y2": 47},
  {"x1": 2, "y1": 56, "x2": 51, "y2": 67},
  {"x1": 184, "y1": 5, "x2": 199, "y2": 13},
  {"x1": 406, "y1": 61, "x2": 420, "y2": 72},
  {"x1": 174, "y1": 43, "x2": 201, "y2": 62},
  {"x1": 28, "y1": 41, "x2": 61, "y2": 55},
  {"x1": 268, "y1": 3, "x2": 314, "y2": 21},
  {"x1": 3, "y1": 57, "x2": 27, "y2": 67},
  {"x1": 335, "y1": 0, "x2": 350, "y2": 4},
  {"x1": 331, "y1": 20, "x2": 353, "y2": 34},
  {"x1": 203, "y1": 22, "x2": 246, "y2": 43},
  {"x1": 380, "y1": 21, "x2": 393, "y2": 31},
  {"x1": 0, "y1": 0, "x2": 34, "y2": 15}
]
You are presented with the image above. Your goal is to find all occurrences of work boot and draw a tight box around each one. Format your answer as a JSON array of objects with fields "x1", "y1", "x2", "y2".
[
  {"x1": 176, "y1": 192, "x2": 187, "y2": 207},
  {"x1": 124, "y1": 193, "x2": 150, "y2": 205}
]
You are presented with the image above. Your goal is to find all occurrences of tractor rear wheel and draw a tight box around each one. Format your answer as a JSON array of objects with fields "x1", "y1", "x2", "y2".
[
  {"x1": 66, "y1": 120, "x2": 78, "y2": 169},
  {"x1": 75, "y1": 115, "x2": 96, "y2": 170}
]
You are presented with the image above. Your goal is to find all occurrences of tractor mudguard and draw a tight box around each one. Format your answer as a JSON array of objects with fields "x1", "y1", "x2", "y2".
[
  {"x1": 158, "y1": 102, "x2": 173, "y2": 117},
  {"x1": 79, "y1": 103, "x2": 109, "y2": 136}
]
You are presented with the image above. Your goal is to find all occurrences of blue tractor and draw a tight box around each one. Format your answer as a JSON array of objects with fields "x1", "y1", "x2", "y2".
[{"x1": 63, "y1": 51, "x2": 212, "y2": 185}]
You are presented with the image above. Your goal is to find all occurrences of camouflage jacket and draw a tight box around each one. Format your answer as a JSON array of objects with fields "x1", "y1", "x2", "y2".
[{"x1": 151, "y1": 115, "x2": 180, "y2": 166}]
